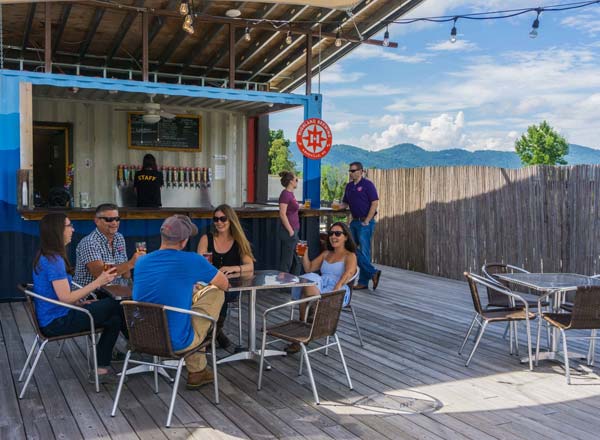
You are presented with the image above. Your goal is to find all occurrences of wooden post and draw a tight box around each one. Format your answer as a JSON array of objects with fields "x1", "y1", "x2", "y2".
[
  {"x1": 305, "y1": 32, "x2": 312, "y2": 95},
  {"x1": 229, "y1": 24, "x2": 235, "y2": 89},
  {"x1": 142, "y1": 11, "x2": 149, "y2": 81},
  {"x1": 45, "y1": 2, "x2": 51, "y2": 73}
]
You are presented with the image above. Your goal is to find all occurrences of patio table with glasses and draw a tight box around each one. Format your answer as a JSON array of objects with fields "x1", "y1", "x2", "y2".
[
  {"x1": 217, "y1": 270, "x2": 315, "y2": 366},
  {"x1": 495, "y1": 272, "x2": 600, "y2": 363}
]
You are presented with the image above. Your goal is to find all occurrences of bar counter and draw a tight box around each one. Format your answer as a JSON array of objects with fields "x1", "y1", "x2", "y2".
[{"x1": 19, "y1": 205, "x2": 345, "y2": 221}]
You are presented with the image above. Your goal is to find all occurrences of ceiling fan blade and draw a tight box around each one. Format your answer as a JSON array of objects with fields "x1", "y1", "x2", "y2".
[{"x1": 160, "y1": 111, "x2": 176, "y2": 119}]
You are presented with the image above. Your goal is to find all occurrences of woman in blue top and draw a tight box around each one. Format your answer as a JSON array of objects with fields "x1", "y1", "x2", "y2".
[
  {"x1": 32, "y1": 213, "x2": 121, "y2": 383},
  {"x1": 287, "y1": 222, "x2": 358, "y2": 353}
]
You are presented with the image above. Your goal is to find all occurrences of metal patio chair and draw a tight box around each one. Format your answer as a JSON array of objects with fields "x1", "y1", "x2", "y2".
[
  {"x1": 111, "y1": 300, "x2": 219, "y2": 427},
  {"x1": 536, "y1": 286, "x2": 600, "y2": 384},
  {"x1": 16, "y1": 283, "x2": 104, "y2": 395},
  {"x1": 257, "y1": 289, "x2": 353, "y2": 404},
  {"x1": 325, "y1": 268, "x2": 363, "y2": 354},
  {"x1": 459, "y1": 273, "x2": 535, "y2": 370}
]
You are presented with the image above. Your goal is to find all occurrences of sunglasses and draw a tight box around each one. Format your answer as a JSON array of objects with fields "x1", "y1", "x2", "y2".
[
  {"x1": 328, "y1": 230, "x2": 346, "y2": 237},
  {"x1": 98, "y1": 216, "x2": 121, "y2": 223},
  {"x1": 349, "y1": 168, "x2": 361, "y2": 173},
  {"x1": 213, "y1": 216, "x2": 228, "y2": 223}
]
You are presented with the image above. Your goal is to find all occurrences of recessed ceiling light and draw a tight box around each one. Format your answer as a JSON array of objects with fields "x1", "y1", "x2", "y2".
[{"x1": 225, "y1": 9, "x2": 241, "y2": 18}]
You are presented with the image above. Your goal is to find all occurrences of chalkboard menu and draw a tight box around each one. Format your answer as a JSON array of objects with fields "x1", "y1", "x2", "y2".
[{"x1": 128, "y1": 113, "x2": 202, "y2": 151}]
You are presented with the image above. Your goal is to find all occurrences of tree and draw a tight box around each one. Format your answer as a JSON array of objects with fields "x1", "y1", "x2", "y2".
[
  {"x1": 515, "y1": 121, "x2": 569, "y2": 166},
  {"x1": 268, "y1": 129, "x2": 296, "y2": 174},
  {"x1": 321, "y1": 163, "x2": 348, "y2": 202}
]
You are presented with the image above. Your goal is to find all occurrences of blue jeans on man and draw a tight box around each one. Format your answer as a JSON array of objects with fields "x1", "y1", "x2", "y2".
[{"x1": 350, "y1": 218, "x2": 377, "y2": 286}]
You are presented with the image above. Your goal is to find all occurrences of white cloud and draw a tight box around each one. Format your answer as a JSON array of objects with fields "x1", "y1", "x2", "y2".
[
  {"x1": 330, "y1": 121, "x2": 350, "y2": 131},
  {"x1": 359, "y1": 112, "x2": 467, "y2": 151},
  {"x1": 327, "y1": 84, "x2": 408, "y2": 98},
  {"x1": 351, "y1": 45, "x2": 428, "y2": 64},
  {"x1": 561, "y1": 11, "x2": 600, "y2": 36},
  {"x1": 427, "y1": 39, "x2": 478, "y2": 52},
  {"x1": 318, "y1": 64, "x2": 364, "y2": 84}
]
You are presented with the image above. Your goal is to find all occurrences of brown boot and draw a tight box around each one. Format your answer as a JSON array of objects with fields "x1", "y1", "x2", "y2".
[{"x1": 186, "y1": 368, "x2": 214, "y2": 390}]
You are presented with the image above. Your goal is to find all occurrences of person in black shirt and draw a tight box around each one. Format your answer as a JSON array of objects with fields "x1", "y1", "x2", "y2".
[
  {"x1": 134, "y1": 154, "x2": 163, "y2": 207},
  {"x1": 197, "y1": 204, "x2": 255, "y2": 348}
]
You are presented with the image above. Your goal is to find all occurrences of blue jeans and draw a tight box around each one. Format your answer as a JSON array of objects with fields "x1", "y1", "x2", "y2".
[{"x1": 350, "y1": 219, "x2": 377, "y2": 285}]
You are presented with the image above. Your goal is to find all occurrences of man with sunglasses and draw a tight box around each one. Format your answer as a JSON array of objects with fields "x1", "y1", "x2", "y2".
[
  {"x1": 340, "y1": 162, "x2": 382, "y2": 290},
  {"x1": 74, "y1": 203, "x2": 144, "y2": 288}
]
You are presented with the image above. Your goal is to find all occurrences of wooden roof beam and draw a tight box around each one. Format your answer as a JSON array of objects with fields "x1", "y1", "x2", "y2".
[
  {"x1": 106, "y1": 0, "x2": 144, "y2": 65},
  {"x1": 52, "y1": 4, "x2": 72, "y2": 56},
  {"x1": 20, "y1": 3, "x2": 36, "y2": 58},
  {"x1": 78, "y1": 7, "x2": 105, "y2": 61},
  {"x1": 201, "y1": 3, "x2": 280, "y2": 77},
  {"x1": 132, "y1": 0, "x2": 179, "y2": 60},
  {"x1": 45, "y1": 2, "x2": 51, "y2": 72}
]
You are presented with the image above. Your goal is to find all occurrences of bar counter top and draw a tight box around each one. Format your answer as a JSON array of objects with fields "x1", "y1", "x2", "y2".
[{"x1": 19, "y1": 205, "x2": 348, "y2": 221}]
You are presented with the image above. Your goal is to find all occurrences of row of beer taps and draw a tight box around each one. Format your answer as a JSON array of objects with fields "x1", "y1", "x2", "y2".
[{"x1": 117, "y1": 164, "x2": 212, "y2": 188}]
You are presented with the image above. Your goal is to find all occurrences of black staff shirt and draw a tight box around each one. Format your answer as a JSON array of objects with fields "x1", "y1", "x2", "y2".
[{"x1": 134, "y1": 169, "x2": 164, "y2": 207}]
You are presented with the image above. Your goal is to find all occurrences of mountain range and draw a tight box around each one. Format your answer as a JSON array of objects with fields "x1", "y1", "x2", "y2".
[{"x1": 289, "y1": 142, "x2": 600, "y2": 169}]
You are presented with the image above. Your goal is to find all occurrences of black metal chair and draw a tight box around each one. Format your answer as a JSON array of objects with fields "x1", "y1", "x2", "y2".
[
  {"x1": 536, "y1": 286, "x2": 600, "y2": 383},
  {"x1": 111, "y1": 300, "x2": 219, "y2": 427},
  {"x1": 17, "y1": 283, "x2": 104, "y2": 395},
  {"x1": 460, "y1": 273, "x2": 535, "y2": 370},
  {"x1": 258, "y1": 290, "x2": 352, "y2": 404}
]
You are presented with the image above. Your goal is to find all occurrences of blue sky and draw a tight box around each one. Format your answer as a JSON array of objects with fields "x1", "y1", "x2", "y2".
[{"x1": 271, "y1": 0, "x2": 600, "y2": 152}]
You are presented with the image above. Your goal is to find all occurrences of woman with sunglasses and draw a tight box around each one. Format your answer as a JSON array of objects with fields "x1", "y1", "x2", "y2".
[
  {"x1": 287, "y1": 222, "x2": 358, "y2": 353},
  {"x1": 197, "y1": 204, "x2": 255, "y2": 348},
  {"x1": 32, "y1": 213, "x2": 122, "y2": 383},
  {"x1": 278, "y1": 170, "x2": 301, "y2": 275}
]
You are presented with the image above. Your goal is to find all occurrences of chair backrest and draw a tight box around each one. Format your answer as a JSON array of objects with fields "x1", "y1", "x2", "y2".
[
  {"x1": 121, "y1": 301, "x2": 175, "y2": 358},
  {"x1": 568, "y1": 286, "x2": 600, "y2": 330},
  {"x1": 17, "y1": 283, "x2": 46, "y2": 341},
  {"x1": 481, "y1": 263, "x2": 529, "y2": 307},
  {"x1": 344, "y1": 268, "x2": 360, "y2": 306},
  {"x1": 308, "y1": 289, "x2": 345, "y2": 341},
  {"x1": 464, "y1": 272, "x2": 514, "y2": 315}
]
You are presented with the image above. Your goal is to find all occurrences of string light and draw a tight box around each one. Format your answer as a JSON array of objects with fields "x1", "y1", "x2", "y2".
[
  {"x1": 530, "y1": 9, "x2": 541, "y2": 38},
  {"x1": 450, "y1": 18, "x2": 457, "y2": 43},
  {"x1": 335, "y1": 29, "x2": 343, "y2": 47},
  {"x1": 179, "y1": 0, "x2": 189, "y2": 16},
  {"x1": 285, "y1": 29, "x2": 293, "y2": 45},
  {"x1": 244, "y1": 27, "x2": 251, "y2": 42},
  {"x1": 184, "y1": 14, "x2": 193, "y2": 26},
  {"x1": 382, "y1": 25, "x2": 390, "y2": 47}
]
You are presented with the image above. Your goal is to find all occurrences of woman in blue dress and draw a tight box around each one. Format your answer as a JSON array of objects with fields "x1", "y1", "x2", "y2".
[{"x1": 287, "y1": 221, "x2": 358, "y2": 353}]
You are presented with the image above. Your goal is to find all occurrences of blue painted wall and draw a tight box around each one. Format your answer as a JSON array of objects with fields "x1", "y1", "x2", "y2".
[{"x1": 0, "y1": 70, "x2": 322, "y2": 301}]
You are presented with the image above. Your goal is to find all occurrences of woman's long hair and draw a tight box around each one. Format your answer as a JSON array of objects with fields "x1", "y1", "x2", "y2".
[
  {"x1": 142, "y1": 153, "x2": 158, "y2": 171},
  {"x1": 213, "y1": 204, "x2": 256, "y2": 261},
  {"x1": 33, "y1": 213, "x2": 73, "y2": 274},
  {"x1": 326, "y1": 221, "x2": 357, "y2": 253}
]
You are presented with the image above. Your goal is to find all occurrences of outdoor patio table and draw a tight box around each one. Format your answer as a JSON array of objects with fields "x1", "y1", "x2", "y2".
[
  {"x1": 495, "y1": 273, "x2": 600, "y2": 364},
  {"x1": 217, "y1": 270, "x2": 315, "y2": 366}
]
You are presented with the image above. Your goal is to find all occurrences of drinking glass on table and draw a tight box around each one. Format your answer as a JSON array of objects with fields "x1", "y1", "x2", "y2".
[
  {"x1": 202, "y1": 252, "x2": 213, "y2": 264},
  {"x1": 304, "y1": 199, "x2": 311, "y2": 209},
  {"x1": 135, "y1": 241, "x2": 147, "y2": 253},
  {"x1": 103, "y1": 260, "x2": 116, "y2": 284}
]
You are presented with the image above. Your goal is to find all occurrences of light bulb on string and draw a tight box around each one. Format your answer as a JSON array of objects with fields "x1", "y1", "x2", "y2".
[
  {"x1": 184, "y1": 14, "x2": 193, "y2": 26},
  {"x1": 285, "y1": 30, "x2": 293, "y2": 45},
  {"x1": 450, "y1": 18, "x2": 457, "y2": 44},
  {"x1": 382, "y1": 25, "x2": 390, "y2": 47},
  {"x1": 530, "y1": 9, "x2": 540, "y2": 39},
  {"x1": 335, "y1": 29, "x2": 342, "y2": 47},
  {"x1": 179, "y1": 1, "x2": 189, "y2": 16},
  {"x1": 244, "y1": 27, "x2": 251, "y2": 42}
]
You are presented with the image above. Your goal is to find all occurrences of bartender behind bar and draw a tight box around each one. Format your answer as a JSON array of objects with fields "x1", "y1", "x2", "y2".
[{"x1": 134, "y1": 154, "x2": 164, "y2": 207}]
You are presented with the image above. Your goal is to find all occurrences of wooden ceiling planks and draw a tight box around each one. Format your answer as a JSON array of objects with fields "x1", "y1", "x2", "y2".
[{"x1": 1, "y1": 0, "x2": 422, "y2": 92}]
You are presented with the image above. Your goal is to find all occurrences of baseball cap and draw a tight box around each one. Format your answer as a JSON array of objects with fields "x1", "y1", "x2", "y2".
[{"x1": 160, "y1": 215, "x2": 198, "y2": 241}]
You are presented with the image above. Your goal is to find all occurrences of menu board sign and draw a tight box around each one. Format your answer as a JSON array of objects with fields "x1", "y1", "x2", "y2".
[{"x1": 128, "y1": 113, "x2": 202, "y2": 151}]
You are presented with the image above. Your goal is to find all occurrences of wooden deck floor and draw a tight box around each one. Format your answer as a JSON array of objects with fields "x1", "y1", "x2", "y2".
[{"x1": 3, "y1": 266, "x2": 600, "y2": 439}]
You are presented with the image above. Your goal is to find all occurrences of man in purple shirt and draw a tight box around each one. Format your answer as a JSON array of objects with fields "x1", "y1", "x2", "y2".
[{"x1": 341, "y1": 162, "x2": 382, "y2": 290}]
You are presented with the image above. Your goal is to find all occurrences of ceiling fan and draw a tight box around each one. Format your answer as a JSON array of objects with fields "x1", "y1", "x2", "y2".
[{"x1": 114, "y1": 94, "x2": 176, "y2": 124}]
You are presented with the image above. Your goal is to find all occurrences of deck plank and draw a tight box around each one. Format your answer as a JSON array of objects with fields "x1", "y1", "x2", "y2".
[{"x1": 3, "y1": 266, "x2": 600, "y2": 439}]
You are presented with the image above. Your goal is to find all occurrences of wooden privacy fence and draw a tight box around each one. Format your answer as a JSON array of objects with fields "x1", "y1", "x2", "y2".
[{"x1": 369, "y1": 165, "x2": 600, "y2": 280}]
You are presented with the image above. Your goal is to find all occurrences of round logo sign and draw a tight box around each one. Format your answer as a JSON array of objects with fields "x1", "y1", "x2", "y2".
[{"x1": 296, "y1": 118, "x2": 333, "y2": 160}]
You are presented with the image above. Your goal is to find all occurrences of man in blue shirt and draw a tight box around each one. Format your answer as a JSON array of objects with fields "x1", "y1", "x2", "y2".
[
  {"x1": 133, "y1": 215, "x2": 229, "y2": 389},
  {"x1": 341, "y1": 162, "x2": 382, "y2": 290}
]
